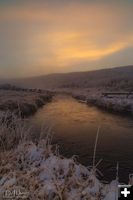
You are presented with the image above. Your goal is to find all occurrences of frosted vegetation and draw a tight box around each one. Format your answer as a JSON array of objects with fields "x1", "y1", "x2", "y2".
[
  {"x1": 0, "y1": 114, "x2": 133, "y2": 200},
  {"x1": 87, "y1": 95, "x2": 133, "y2": 115},
  {"x1": 72, "y1": 91, "x2": 133, "y2": 116},
  {"x1": 0, "y1": 86, "x2": 53, "y2": 117}
]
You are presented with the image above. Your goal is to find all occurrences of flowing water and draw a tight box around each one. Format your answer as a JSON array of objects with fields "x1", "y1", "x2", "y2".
[{"x1": 30, "y1": 95, "x2": 133, "y2": 182}]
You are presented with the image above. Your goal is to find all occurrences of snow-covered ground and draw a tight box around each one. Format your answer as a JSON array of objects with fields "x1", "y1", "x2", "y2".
[{"x1": 0, "y1": 139, "x2": 129, "y2": 200}]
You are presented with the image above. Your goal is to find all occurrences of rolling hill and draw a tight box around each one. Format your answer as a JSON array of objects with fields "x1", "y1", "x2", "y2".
[{"x1": 2, "y1": 65, "x2": 133, "y2": 91}]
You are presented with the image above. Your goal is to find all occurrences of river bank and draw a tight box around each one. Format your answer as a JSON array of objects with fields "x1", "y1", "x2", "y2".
[
  {"x1": 0, "y1": 89, "x2": 54, "y2": 118},
  {"x1": 72, "y1": 92, "x2": 133, "y2": 116},
  {"x1": 0, "y1": 139, "x2": 126, "y2": 200}
]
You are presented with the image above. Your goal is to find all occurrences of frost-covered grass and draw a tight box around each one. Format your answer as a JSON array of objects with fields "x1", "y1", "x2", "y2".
[
  {"x1": 0, "y1": 116, "x2": 133, "y2": 200},
  {"x1": 72, "y1": 91, "x2": 133, "y2": 116},
  {"x1": 0, "y1": 113, "x2": 32, "y2": 151},
  {"x1": 87, "y1": 95, "x2": 133, "y2": 115},
  {"x1": 0, "y1": 90, "x2": 53, "y2": 117},
  {"x1": 0, "y1": 140, "x2": 119, "y2": 200}
]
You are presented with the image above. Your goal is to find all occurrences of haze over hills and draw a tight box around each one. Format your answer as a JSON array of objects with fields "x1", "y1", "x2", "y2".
[{"x1": 3, "y1": 65, "x2": 133, "y2": 91}]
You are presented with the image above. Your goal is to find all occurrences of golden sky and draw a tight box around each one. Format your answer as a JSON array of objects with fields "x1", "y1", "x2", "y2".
[{"x1": 0, "y1": 0, "x2": 133, "y2": 78}]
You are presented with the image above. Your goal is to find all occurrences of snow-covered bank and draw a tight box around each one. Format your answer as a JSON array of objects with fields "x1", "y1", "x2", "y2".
[
  {"x1": 73, "y1": 93, "x2": 133, "y2": 116},
  {"x1": 87, "y1": 95, "x2": 133, "y2": 115},
  {"x1": 1, "y1": 140, "x2": 132, "y2": 200},
  {"x1": 0, "y1": 89, "x2": 53, "y2": 118}
]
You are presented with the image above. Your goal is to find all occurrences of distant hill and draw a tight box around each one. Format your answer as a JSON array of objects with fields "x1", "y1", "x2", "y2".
[{"x1": 3, "y1": 65, "x2": 133, "y2": 91}]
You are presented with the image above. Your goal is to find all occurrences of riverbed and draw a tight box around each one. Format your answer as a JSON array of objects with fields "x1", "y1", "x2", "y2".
[{"x1": 30, "y1": 95, "x2": 133, "y2": 182}]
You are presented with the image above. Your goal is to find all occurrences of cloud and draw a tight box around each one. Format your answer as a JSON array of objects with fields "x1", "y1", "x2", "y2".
[{"x1": 0, "y1": 1, "x2": 133, "y2": 77}]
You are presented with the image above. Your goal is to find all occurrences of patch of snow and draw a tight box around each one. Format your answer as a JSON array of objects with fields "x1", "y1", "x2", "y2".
[{"x1": 0, "y1": 141, "x2": 130, "y2": 199}]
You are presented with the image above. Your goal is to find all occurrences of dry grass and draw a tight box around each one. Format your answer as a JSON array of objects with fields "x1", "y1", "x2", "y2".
[
  {"x1": 0, "y1": 113, "x2": 32, "y2": 151},
  {"x1": 0, "y1": 90, "x2": 53, "y2": 117}
]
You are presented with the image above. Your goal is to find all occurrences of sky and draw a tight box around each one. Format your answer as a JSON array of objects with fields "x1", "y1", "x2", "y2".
[{"x1": 0, "y1": 0, "x2": 133, "y2": 78}]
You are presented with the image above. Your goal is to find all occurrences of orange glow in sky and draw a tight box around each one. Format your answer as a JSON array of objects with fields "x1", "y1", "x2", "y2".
[{"x1": 0, "y1": 0, "x2": 133, "y2": 78}]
